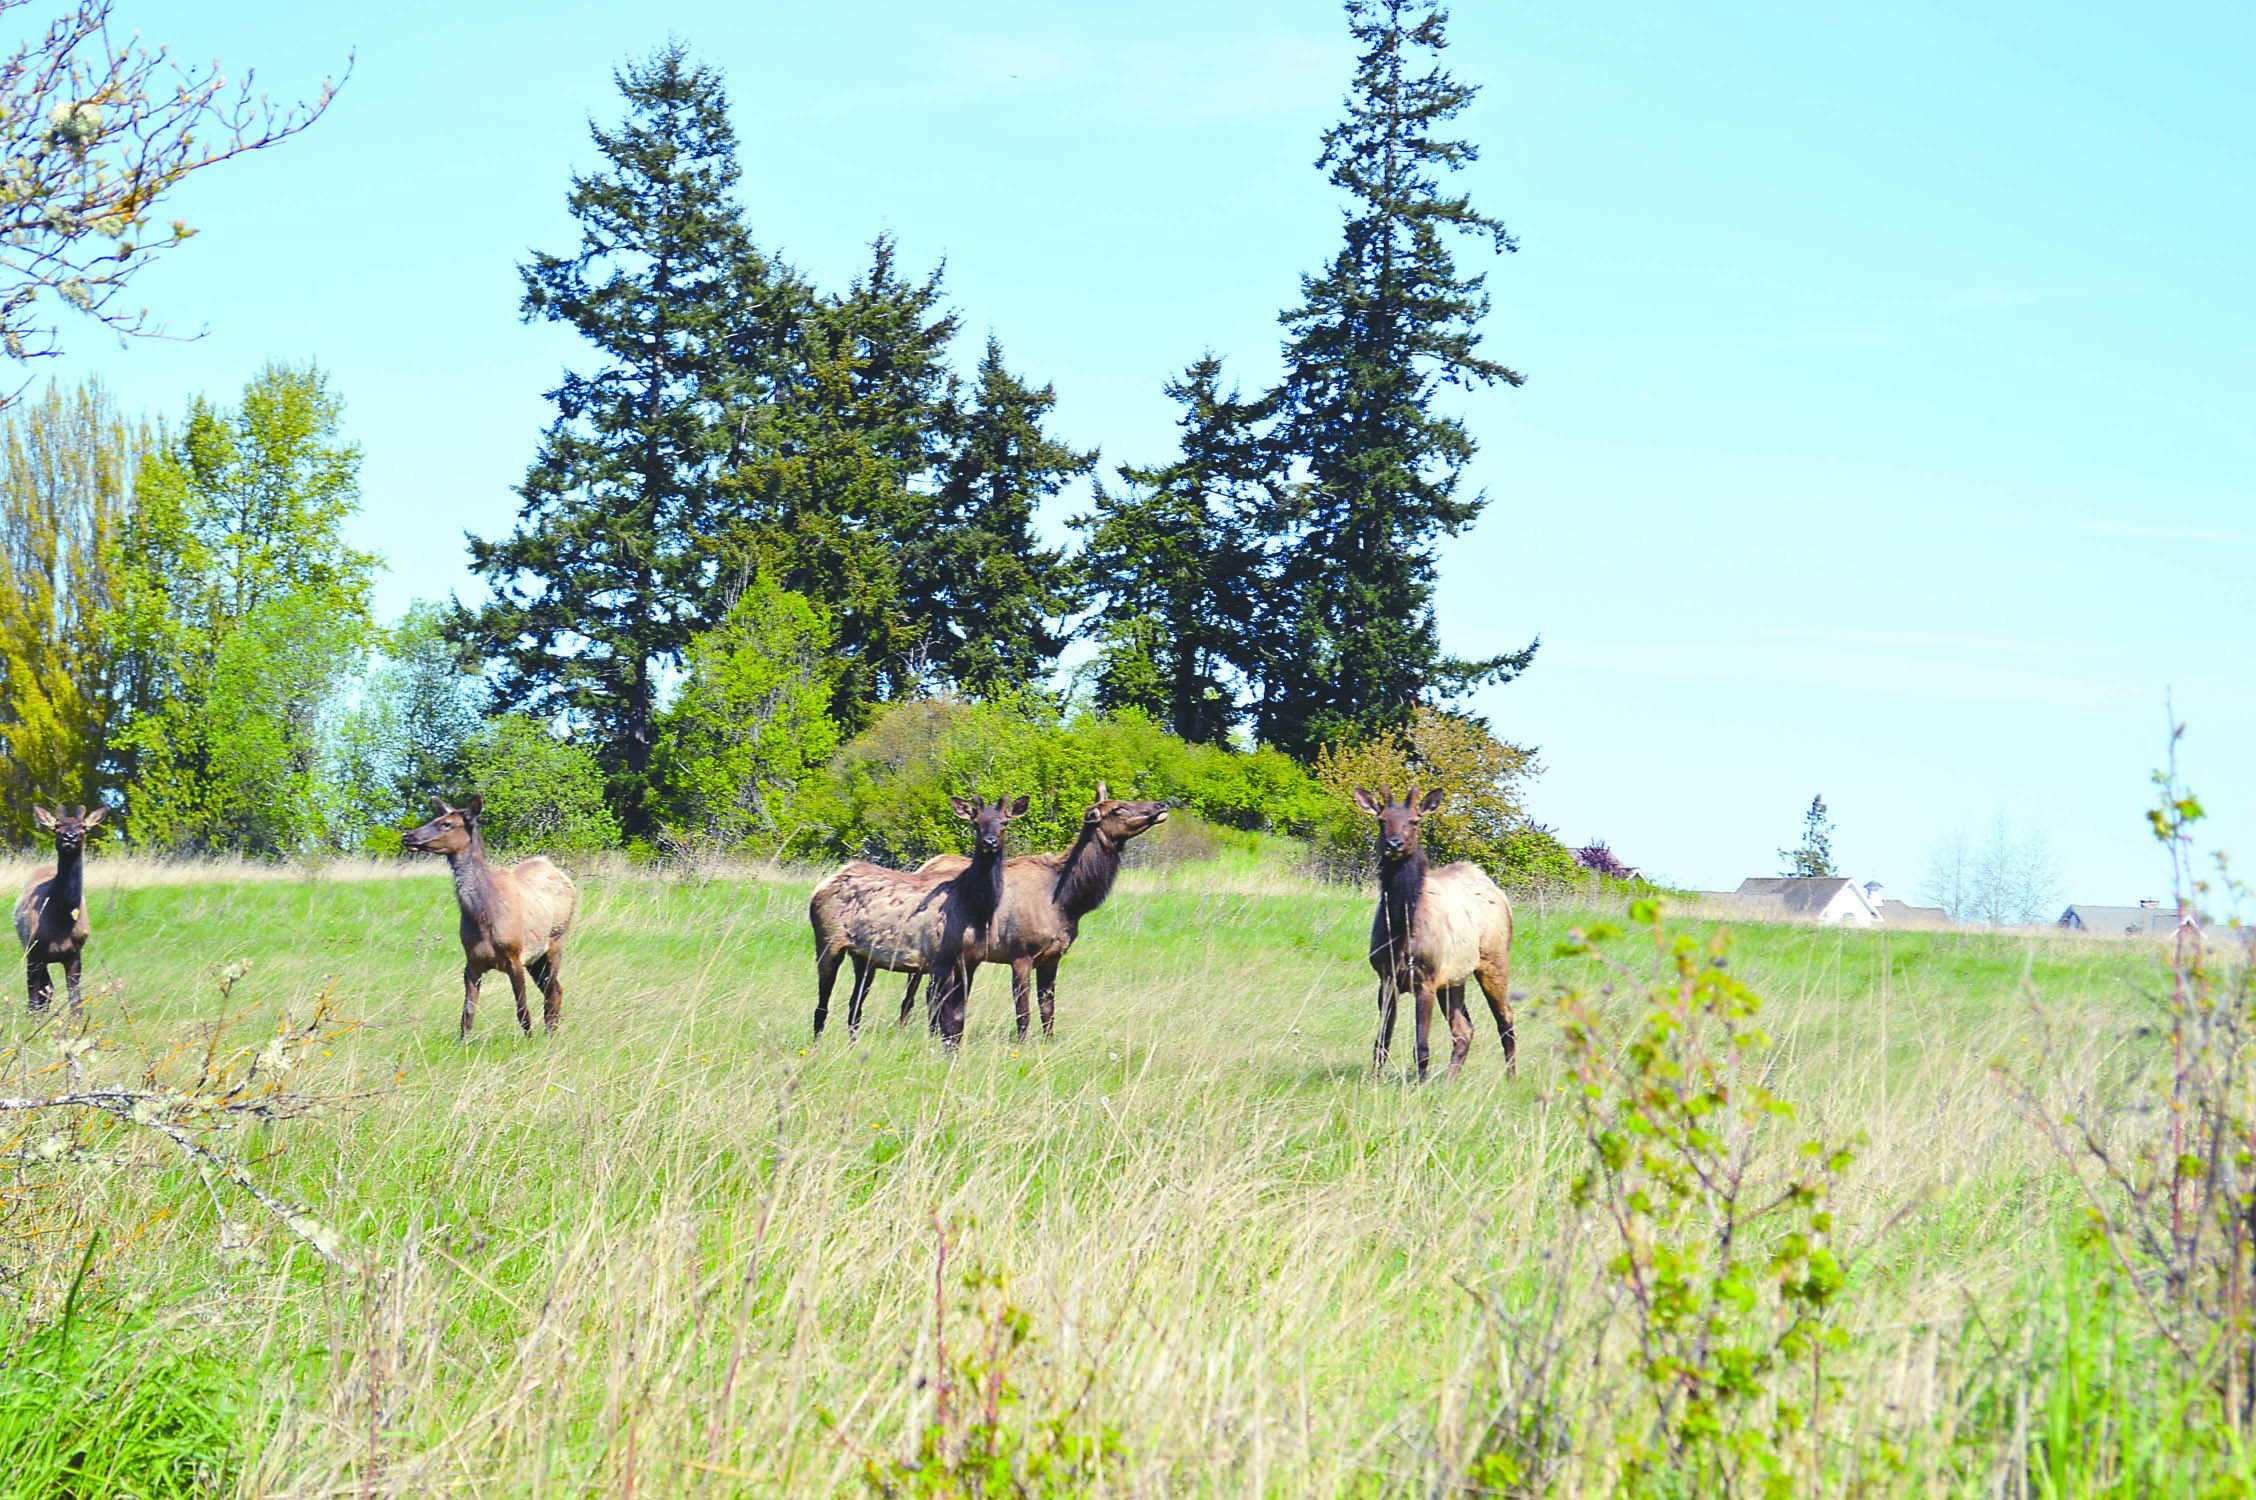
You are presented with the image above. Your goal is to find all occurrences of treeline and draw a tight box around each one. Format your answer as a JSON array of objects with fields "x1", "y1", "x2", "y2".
[
  {"x1": 0, "y1": 2, "x2": 1568, "y2": 875},
  {"x1": 460, "y1": 6, "x2": 1532, "y2": 836}
]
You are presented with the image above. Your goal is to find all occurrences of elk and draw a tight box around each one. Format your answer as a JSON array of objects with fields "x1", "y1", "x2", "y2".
[
  {"x1": 15, "y1": 803, "x2": 107, "y2": 1012},
  {"x1": 1355, "y1": 787, "x2": 1515, "y2": 1081},
  {"x1": 402, "y1": 794, "x2": 578, "y2": 1041},
  {"x1": 893, "y1": 783, "x2": 1170, "y2": 1039},
  {"x1": 809, "y1": 793, "x2": 1026, "y2": 1046}
]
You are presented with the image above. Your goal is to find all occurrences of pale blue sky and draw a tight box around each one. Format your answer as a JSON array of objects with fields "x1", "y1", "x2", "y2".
[{"x1": 43, "y1": 1, "x2": 2254, "y2": 904}]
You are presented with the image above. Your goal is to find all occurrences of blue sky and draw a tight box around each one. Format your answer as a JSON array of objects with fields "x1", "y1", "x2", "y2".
[{"x1": 42, "y1": 1, "x2": 2253, "y2": 904}]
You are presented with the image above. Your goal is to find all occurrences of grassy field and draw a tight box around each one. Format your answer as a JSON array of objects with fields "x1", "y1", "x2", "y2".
[{"x1": 0, "y1": 847, "x2": 2221, "y2": 1496}]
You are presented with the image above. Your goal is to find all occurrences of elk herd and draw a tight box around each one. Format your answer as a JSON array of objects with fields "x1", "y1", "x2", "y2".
[{"x1": 13, "y1": 782, "x2": 1517, "y2": 1081}]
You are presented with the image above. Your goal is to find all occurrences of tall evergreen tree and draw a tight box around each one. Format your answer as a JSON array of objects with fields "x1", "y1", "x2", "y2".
[
  {"x1": 461, "y1": 44, "x2": 755, "y2": 832},
  {"x1": 720, "y1": 237, "x2": 958, "y2": 724},
  {"x1": 903, "y1": 336, "x2": 1093, "y2": 699},
  {"x1": 1259, "y1": 0, "x2": 1534, "y2": 759},
  {"x1": 1071, "y1": 355, "x2": 1271, "y2": 743}
]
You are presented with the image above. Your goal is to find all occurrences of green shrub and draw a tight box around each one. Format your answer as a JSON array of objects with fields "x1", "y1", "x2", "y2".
[
  {"x1": 1312, "y1": 706, "x2": 1556, "y2": 882},
  {"x1": 794, "y1": 697, "x2": 1328, "y2": 864},
  {"x1": 462, "y1": 715, "x2": 620, "y2": 857}
]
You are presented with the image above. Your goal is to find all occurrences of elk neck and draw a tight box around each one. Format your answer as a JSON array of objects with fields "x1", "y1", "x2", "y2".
[
  {"x1": 444, "y1": 827, "x2": 499, "y2": 929},
  {"x1": 46, "y1": 837, "x2": 86, "y2": 922},
  {"x1": 1376, "y1": 847, "x2": 1429, "y2": 955},
  {"x1": 1052, "y1": 820, "x2": 1124, "y2": 920},
  {"x1": 960, "y1": 839, "x2": 1006, "y2": 927}
]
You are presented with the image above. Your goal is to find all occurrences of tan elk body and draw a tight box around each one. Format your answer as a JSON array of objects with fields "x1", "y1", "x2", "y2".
[
  {"x1": 809, "y1": 794, "x2": 1025, "y2": 1045},
  {"x1": 1355, "y1": 786, "x2": 1515, "y2": 1081},
  {"x1": 403, "y1": 795, "x2": 578, "y2": 1040},
  {"x1": 15, "y1": 803, "x2": 106, "y2": 1011},
  {"x1": 894, "y1": 784, "x2": 1170, "y2": 1038}
]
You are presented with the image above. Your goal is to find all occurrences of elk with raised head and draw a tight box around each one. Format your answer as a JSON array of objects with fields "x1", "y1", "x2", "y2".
[
  {"x1": 14, "y1": 803, "x2": 107, "y2": 1011},
  {"x1": 1355, "y1": 786, "x2": 1515, "y2": 1081},
  {"x1": 893, "y1": 783, "x2": 1170, "y2": 1039},
  {"x1": 402, "y1": 794, "x2": 578, "y2": 1040},
  {"x1": 809, "y1": 793, "x2": 1026, "y2": 1046}
]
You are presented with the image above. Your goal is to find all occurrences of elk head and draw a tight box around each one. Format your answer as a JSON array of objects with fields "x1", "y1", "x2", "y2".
[
  {"x1": 33, "y1": 803, "x2": 106, "y2": 854},
  {"x1": 1352, "y1": 786, "x2": 1445, "y2": 864},
  {"x1": 949, "y1": 793, "x2": 1028, "y2": 856},
  {"x1": 1085, "y1": 780, "x2": 1170, "y2": 842},
  {"x1": 404, "y1": 794, "x2": 484, "y2": 856}
]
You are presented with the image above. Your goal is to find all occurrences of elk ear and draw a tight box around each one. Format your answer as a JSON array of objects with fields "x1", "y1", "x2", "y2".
[
  {"x1": 949, "y1": 796, "x2": 977, "y2": 821},
  {"x1": 1352, "y1": 787, "x2": 1381, "y2": 816},
  {"x1": 82, "y1": 806, "x2": 107, "y2": 828},
  {"x1": 428, "y1": 795, "x2": 451, "y2": 815},
  {"x1": 1006, "y1": 794, "x2": 1030, "y2": 819},
  {"x1": 33, "y1": 805, "x2": 56, "y2": 829},
  {"x1": 463, "y1": 793, "x2": 484, "y2": 820},
  {"x1": 1417, "y1": 787, "x2": 1446, "y2": 815},
  {"x1": 1093, "y1": 780, "x2": 1109, "y2": 804}
]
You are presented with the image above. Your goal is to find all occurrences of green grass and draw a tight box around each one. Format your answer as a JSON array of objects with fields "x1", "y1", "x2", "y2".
[{"x1": 0, "y1": 855, "x2": 2202, "y2": 1495}]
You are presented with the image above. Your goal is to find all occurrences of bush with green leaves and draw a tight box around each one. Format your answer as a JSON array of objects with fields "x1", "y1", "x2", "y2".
[
  {"x1": 653, "y1": 577, "x2": 839, "y2": 856},
  {"x1": 460, "y1": 715, "x2": 620, "y2": 858},
  {"x1": 796, "y1": 696, "x2": 1329, "y2": 864},
  {"x1": 1311, "y1": 705, "x2": 1563, "y2": 882},
  {"x1": 1536, "y1": 901, "x2": 1858, "y2": 1497}
]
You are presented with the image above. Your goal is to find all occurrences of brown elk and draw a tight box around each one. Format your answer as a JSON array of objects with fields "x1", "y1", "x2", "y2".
[
  {"x1": 809, "y1": 793, "x2": 1026, "y2": 1046},
  {"x1": 1355, "y1": 787, "x2": 1515, "y2": 1081},
  {"x1": 402, "y1": 794, "x2": 578, "y2": 1041},
  {"x1": 14, "y1": 803, "x2": 107, "y2": 1011},
  {"x1": 893, "y1": 783, "x2": 1170, "y2": 1039}
]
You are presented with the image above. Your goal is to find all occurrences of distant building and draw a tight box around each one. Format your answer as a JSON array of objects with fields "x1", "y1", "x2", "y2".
[
  {"x1": 1879, "y1": 898, "x2": 1954, "y2": 929},
  {"x1": 2058, "y1": 900, "x2": 2193, "y2": 938},
  {"x1": 1729, "y1": 877, "x2": 1884, "y2": 927}
]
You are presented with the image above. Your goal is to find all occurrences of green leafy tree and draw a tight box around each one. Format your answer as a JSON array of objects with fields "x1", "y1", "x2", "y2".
[
  {"x1": 1778, "y1": 794, "x2": 1837, "y2": 878},
  {"x1": 462, "y1": 716, "x2": 620, "y2": 857},
  {"x1": 462, "y1": 43, "x2": 756, "y2": 834},
  {"x1": 325, "y1": 602, "x2": 489, "y2": 852},
  {"x1": 903, "y1": 336, "x2": 1093, "y2": 699},
  {"x1": 654, "y1": 575, "x2": 839, "y2": 853},
  {"x1": 720, "y1": 237, "x2": 957, "y2": 726},
  {"x1": 107, "y1": 362, "x2": 376, "y2": 854},
  {"x1": 1259, "y1": 0, "x2": 1534, "y2": 758},
  {"x1": 1071, "y1": 355, "x2": 1270, "y2": 744},
  {"x1": 0, "y1": 1, "x2": 343, "y2": 386},
  {"x1": 0, "y1": 378, "x2": 149, "y2": 842}
]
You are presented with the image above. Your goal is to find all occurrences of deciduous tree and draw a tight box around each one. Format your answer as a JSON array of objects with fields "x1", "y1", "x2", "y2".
[
  {"x1": 0, "y1": 1, "x2": 344, "y2": 387},
  {"x1": 0, "y1": 377, "x2": 147, "y2": 841}
]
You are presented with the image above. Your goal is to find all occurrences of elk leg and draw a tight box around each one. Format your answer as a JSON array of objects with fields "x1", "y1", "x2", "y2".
[
  {"x1": 508, "y1": 960, "x2": 534, "y2": 1035},
  {"x1": 1372, "y1": 973, "x2": 1400, "y2": 1078},
  {"x1": 1035, "y1": 961, "x2": 1060, "y2": 1038},
  {"x1": 898, "y1": 971, "x2": 922, "y2": 1028},
  {"x1": 814, "y1": 947, "x2": 845, "y2": 1038},
  {"x1": 25, "y1": 952, "x2": 50, "y2": 1013},
  {"x1": 1010, "y1": 960, "x2": 1033, "y2": 1043},
  {"x1": 1413, "y1": 977, "x2": 1438, "y2": 1082},
  {"x1": 845, "y1": 954, "x2": 875, "y2": 1039},
  {"x1": 1475, "y1": 959, "x2": 1516, "y2": 1077},
  {"x1": 460, "y1": 964, "x2": 482, "y2": 1041},
  {"x1": 1444, "y1": 983, "x2": 1475, "y2": 1079},
  {"x1": 930, "y1": 956, "x2": 971, "y2": 1047},
  {"x1": 537, "y1": 944, "x2": 565, "y2": 1033},
  {"x1": 63, "y1": 952, "x2": 82, "y2": 1011}
]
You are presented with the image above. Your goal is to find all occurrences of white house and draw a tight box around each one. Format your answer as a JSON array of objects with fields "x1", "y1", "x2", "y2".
[{"x1": 1729, "y1": 877, "x2": 1885, "y2": 926}]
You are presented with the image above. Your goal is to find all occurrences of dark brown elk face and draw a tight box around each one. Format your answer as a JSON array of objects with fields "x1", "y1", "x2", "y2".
[
  {"x1": 33, "y1": 804, "x2": 106, "y2": 854},
  {"x1": 949, "y1": 793, "x2": 1028, "y2": 856},
  {"x1": 1085, "y1": 780, "x2": 1170, "y2": 842},
  {"x1": 1352, "y1": 786, "x2": 1445, "y2": 864},
  {"x1": 404, "y1": 794, "x2": 484, "y2": 856}
]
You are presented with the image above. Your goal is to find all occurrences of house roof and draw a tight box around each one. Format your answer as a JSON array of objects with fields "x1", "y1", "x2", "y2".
[
  {"x1": 2060, "y1": 904, "x2": 2184, "y2": 935},
  {"x1": 1880, "y1": 899, "x2": 1953, "y2": 928},
  {"x1": 1734, "y1": 877, "x2": 1868, "y2": 916}
]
